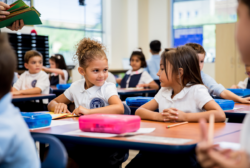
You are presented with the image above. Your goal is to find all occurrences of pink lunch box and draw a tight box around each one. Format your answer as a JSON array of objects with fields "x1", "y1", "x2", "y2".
[{"x1": 79, "y1": 114, "x2": 141, "y2": 134}]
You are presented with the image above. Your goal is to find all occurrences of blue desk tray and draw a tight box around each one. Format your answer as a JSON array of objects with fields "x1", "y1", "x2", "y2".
[
  {"x1": 227, "y1": 89, "x2": 250, "y2": 97},
  {"x1": 214, "y1": 99, "x2": 235, "y2": 110},
  {"x1": 21, "y1": 113, "x2": 52, "y2": 129},
  {"x1": 126, "y1": 97, "x2": 154, "y2": 107},
  {"x1": 56, "y1": 84, "x2": 71, "y2": 89}
]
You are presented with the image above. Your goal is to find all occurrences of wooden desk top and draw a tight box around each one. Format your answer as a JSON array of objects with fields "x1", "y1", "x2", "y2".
[
  {"x1": 225, "y1": 103, "x2": 250, "y2": 113},
  {"x1": 12, "y1": 94, "x2": 56, "y2": 102},
  {"x1": 214, "y1": 131, "x2": 241, "y2": 143},
  {"x1": 31, "y1": 118, "x2": 242, "y2": 147}
]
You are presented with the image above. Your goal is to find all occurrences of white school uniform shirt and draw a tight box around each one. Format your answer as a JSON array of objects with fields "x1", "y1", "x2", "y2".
[
  {"x1": 237, "y1": 77, "x2": 249, "y2": 89},
  {"x1": 106, "y1": 72, "x2": 117, "y2": 84},
  {"x1": 125, "y1": 68, "x2": 154, "y2": 88},
  {"x1": 64, "y1": 79, "x2": 118, "y2": 109},
  {"x1": 13, "y1": 71, "x2": 50, "y2": 103},
  {"x1": 50, "y1": 69, "x2": 68, "y2": 84},
  {"x1": 154, "y1": 84, "x2": 213, "y2": 113}
]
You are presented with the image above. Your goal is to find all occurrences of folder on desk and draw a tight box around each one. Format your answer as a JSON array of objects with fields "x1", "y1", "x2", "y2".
[
  {"x1": 47, "y1": 112, "x2": 75, "y2": 120},
  {"x1": 0, "y1": 0, "x2": 42, "y2": 28}
]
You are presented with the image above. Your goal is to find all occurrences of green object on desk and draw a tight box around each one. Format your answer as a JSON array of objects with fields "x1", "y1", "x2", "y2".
[{"x1": 0, "y1": 0, "x2": 42, "y2": 28}]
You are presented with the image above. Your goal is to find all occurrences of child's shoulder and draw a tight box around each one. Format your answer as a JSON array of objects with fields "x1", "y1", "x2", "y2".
[{"x1": 70, "y1": 79, "x2": 85, "y2": 87}]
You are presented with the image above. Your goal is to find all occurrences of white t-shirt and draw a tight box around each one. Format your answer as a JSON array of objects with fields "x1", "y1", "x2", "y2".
[
  {"x1": 64, "y1": 79, "x2": 118, "y2": 109},
  {"x1": 13, "y1": 71, "x2": 50, "y2": 104},
  {"x1": 154, "y1": 84, "x2": 213, "y2": 113},
  {"x1": 125, "y1": 68, "x2": 154, "y2": 88},
  {"x1": 50, "y1": 69, "x2": 68, "y2": 84},
  {"x1": 106, "y1": 72, "x2": 116, "y2": 84},
  {"x1": 237, "y1": 77, "x2": 249, "y2": 89}
]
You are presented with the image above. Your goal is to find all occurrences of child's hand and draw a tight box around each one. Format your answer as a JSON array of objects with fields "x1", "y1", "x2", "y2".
[
  {"x1": 42, "y1": 66, "x2": 48, "y2": 71},
  {"x1": 230, "y1": 85, "x2": 238, "y2": 89},
  {"x1": 72, "y1": 106, "x2": 90, "y2": 116},
  {"x1": 54, "y1": 103, "x2": 71, "y2": 114},
  {"x1": 137, "y1": 84, "x2": 149, "y2": 88},
  {"x1": 239, "y1": 97, "x2": 250, "y2": 104},
  {"x1": 162, "y1": 108, "x2": 187, "y2": 122}
]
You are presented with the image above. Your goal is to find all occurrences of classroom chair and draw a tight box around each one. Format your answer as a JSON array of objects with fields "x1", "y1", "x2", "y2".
[{"x1": 32, "y1": 134, "x2": 68, "y2": 168}]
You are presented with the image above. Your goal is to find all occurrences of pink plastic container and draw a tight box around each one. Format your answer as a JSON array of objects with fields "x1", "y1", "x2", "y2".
[{"x1": 79, "y1": 114, "x2": 141, "y2": 134}]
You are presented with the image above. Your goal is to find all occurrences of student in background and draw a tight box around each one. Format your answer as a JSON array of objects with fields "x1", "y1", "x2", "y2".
[
  {"x1": 126, "y1": 46, "x2": 225, "y2": 168},
  {"x1": 196, "y1": 0, "x2": 250, "y2": 167},
  {"x1": 107, "y1": 72, "x2": 117, "y2": 84},
  {"x1": 186, "y1": 43, "x2": 250, "y2": 103},
  {"x1": 12, "y1": 50, "x2": 50, "y2": 111},
  {"x1": 231, "y1": 64, "x2": 250, "y2": 89},
  {"x1": 117, "y1": 48, "x2": 159, "y2": 90},
  {"x1": 145, "y1": 40, "x2": 161, "y2": 86},
  {"x1": 42, "y1": 54, "x2": 69, "y2": 86},
  {"x1": 0, "y1": 34, "x2": 40, "y2": 168},
  {"x1": 48, "y1": 38, "x2": 127, "y2": 168}
]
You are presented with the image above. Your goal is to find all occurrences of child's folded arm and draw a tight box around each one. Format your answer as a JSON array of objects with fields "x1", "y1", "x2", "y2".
[
  {"x1": 135, "y1": 99, "x2": 161, "y2": 121},
  {"x1": 12, "y1": 87, "x2": 42, "y2": 95}
]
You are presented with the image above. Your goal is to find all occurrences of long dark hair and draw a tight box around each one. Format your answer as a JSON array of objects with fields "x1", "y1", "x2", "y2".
[
  {"x1": 50, "y1": 54, "x2": 67, "y2": 70},
  {"x1": 161, "y1": 46, "x2": 203, "y2": 87},
  {"x1": 240, "y1": 0, "x2": 250, "y2": 13},
  {"x1": 130, "y1": 48, "x2": 147, "y2": 68}
]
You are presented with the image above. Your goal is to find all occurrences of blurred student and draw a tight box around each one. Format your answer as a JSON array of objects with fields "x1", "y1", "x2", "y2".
[
  {"x1": 117, "y1": 48, "x2": 159, "y2": 90},
  {"x1": 42, "y1": 54, "x2": 69, "y2": 86},
  {"x1": 127, "y1": 46, "x2": 225, "y2": 168},
  {"x1": 0, "y1": 33, "x2": 40, "y2": 168},
  {"x1": 231, "y1": 64, "x2": 250, "y2": 89},
  {"x1": 196, "y1": 0, "x2": 250, "y2": 167},
  {"x1": 48, "y1": 38, "x2": 127, "y2": 167},
  {"x1": 12, "y1": 50, "x2": 50, "y2": 111},
  {"x1": 145, "y1": 40, "x2": 161, "y2": 86},
  {"x1": 186, "y1": 43, "x2": 250, "y2": 103},
  {"x1": 0, "y1": 1, "x2": 24, "y2": 31}
]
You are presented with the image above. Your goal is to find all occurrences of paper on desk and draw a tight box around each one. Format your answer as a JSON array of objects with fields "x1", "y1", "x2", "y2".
[
  {"x1": 126, "y1": 135, "x2": 193, "y2": 144},
  {"x1": 216, "y1": 142, "x2": 241, "y2": 150},
  {"x1": 64, "y1": 128, "x2": 156, "y2": 137},
  {"x1": 30, "y1": 120, "x2": 77, "y2": 130}
]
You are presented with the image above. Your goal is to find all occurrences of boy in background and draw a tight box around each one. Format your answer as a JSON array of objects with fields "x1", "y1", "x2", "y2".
[
  {"x1": 12, "y1": 50, "x2": 50, "y2": 111},
  {"x1": 0, "y1": 34, "x2": 40, "y2": 168},
  {"x1": 145, "y1": 40, "x2": 161, "y2": 86}
]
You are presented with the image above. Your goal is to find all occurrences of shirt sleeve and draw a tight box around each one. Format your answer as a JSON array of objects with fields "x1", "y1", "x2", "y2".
[
  {"x1": 237, "y1": 78, "x2": 248, "y2": 89},
  {"x1": 154, "y1": 88, "x2": 163, "y2": 103},
  {"x1": 59, "y1": 70, "x2": 68, "y2": 84},
  {"x1": 103, "y1": 83, "x2": 118, "y2": 101},
  {"x1": 193, "y1": 85, "x2": 213, "y2": 110},
  {"x1": 201, "y1": 71, "x2": 225, "y2": 97},
  {"x1": 64, "y1": 85, "x2": 74, "y2": 102},
  {"x1": 35, "y1": 73, "x2": 50, "y2": 93},
  {"x1": 139, "y1": 71, "x2": 154, "y2": 84},
  {"x1": 13, "y1": 73, "x2": 24, "y2": 90}
]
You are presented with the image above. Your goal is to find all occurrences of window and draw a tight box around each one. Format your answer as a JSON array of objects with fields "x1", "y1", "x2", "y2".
[
  {"x1": 33, "y1": 0, "x2": 103, "y2": 65},
  {"x1": 172, "y1": 0, "x2": 237, "y2": 62}
]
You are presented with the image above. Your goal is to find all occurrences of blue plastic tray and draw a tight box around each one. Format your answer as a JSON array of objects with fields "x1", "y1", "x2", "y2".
[
  {"x1": 227, "y1": 89, "x2": 250, "y2": 97},
  {"x1": 214, "y1": 99, "x2": 235, "y2": 110},
  {"x1": 126, "y1": 97, "x2": 154, "y2": 107},
  {"x1": 21, "y1": 113, "x2": 52, "y2": 129},
  {"x1": 56, "y1": 83, "x2": 71, "y2": 89}
]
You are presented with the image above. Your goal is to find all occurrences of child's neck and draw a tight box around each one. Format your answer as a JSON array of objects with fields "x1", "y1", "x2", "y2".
[
  {"x1": 132, "y1": 68, "x2": 140, "y2": 72},
  {"x1": 84, "y1": 80, "x2": 94, "y2": 90},
  {"x1": 171, "y1": 83, "x2": 184, "y2": 99}
]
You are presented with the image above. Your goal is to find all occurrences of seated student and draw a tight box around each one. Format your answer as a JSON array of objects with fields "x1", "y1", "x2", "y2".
[
  {"x1": 0, "y1": 34, "x2": 40, "y2": 168},
  {"x1": 42, "y1": 54, "x2": 70, "y2": 86},
  {"x1": 196, "y1": 0, "x2": 250, "y2": 167},
  {"x1": 116, "y1": 48, "x2": 159, "y2": 90},
  {"x1": 186, "y1": 43, "x2": 250, "y2": 103},
  {"x1": 126, "y1": 46, "x2": 225, "y2": 168},
  {"x1": 145, "y1": 40, "x2": 161, "y2": 86},
  {"x1": 48, "y1": 38, "x2": 127, "y2": 168},
  {"x1": 231, "y1": 64, "x2": 250, "y2": 89},
  {"x1": 12, "y1": 50, "x2": 50, "y2": 111},
  {"x1": 107, "y1": 71, "x2": 117, "y2": 84}
]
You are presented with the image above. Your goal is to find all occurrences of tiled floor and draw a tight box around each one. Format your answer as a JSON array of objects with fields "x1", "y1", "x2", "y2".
[{"x1": 122, "y1": 150, "x2": 139, "y2": 168}]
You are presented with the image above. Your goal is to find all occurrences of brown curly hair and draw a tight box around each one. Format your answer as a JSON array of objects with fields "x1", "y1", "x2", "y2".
[
  {"x1": 185, "y1": 43, "x2": 206, "y2": 56},
  {"x1": 74, "y1": 38, "x2": 107, "y2": 68}
]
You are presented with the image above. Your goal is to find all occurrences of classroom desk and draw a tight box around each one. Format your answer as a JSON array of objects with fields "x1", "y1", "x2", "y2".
[
  {"x1": 117, "y1": 88, "x2": 156, "y2": 95},
  {"x1": 30, "y1": 118, "x2": 242, "y2": 154},
  {"x1": 12, "y1": 94, "x2": 56, "y2": 102},
  {"x1": 225, "y1": 103, "x2": 250, "y2": 123},
  {"x1": 214, "y1": 131, "x2": 241, "y2": 143}
]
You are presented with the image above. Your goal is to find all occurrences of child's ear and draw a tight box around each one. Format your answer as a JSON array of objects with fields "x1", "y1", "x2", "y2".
[
  {"x1": 178, "y1": 68, "x2": 184, "y2": 78},
  {"x1": 78, "y1": 67, "x2": 85, "y2": 76},
  {"x1": 24, "y1": 63, "x2": 29, "y2": 69}
]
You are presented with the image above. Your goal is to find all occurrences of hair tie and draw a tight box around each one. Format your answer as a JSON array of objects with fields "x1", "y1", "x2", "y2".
[{"x1": 133, "y1": 49, "x2": 142, "y2": 52}]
